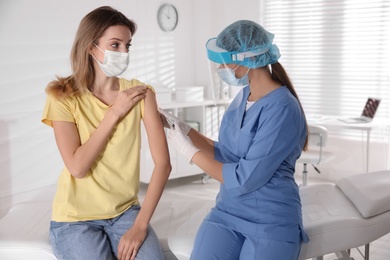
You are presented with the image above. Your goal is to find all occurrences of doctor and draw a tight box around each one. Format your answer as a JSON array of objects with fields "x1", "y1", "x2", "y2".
[{"x1": 160, "y1": 20, "x2": 309, "y2": 259}]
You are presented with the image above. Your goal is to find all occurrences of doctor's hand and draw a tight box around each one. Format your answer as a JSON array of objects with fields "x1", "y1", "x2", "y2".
[
  {"x1": 158, "y1": 108, "x2": 192, "y2": 135},
  {"x1": 168, "y1": 125, "x2": 199, "y2": 163}
]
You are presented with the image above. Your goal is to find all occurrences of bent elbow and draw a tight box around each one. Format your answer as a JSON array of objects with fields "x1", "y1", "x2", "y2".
[
  {"x1": 72, "y1": 172, "x2": 87, "y2": 179},
  {"x1": 163, "y1": 161, "x2": 172, "y2": 174},
  {"x1": 156, "y1": 160, "x2": 172, "y2": 175},
  {"x1": 67, "y1": 167, "x2": 88, "y2": 179}
]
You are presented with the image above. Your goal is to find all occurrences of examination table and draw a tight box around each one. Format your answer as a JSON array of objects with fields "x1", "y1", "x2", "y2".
[
  {"x1": 1, "y1": 171, "x2": 390, "y2": 260},
  {"x1": 168, "y1": 171, "x2": 390, "y2": 260}
]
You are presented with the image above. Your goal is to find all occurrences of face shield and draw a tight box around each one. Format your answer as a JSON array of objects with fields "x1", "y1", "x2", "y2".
[{"x1": 206, "y1": 37, "x2": 269, "y2": 101}]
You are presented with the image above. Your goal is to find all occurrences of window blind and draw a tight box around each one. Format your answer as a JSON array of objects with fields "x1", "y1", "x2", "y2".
[{"x1": 260, "y1": 0, "x2": 390, "y2": 140}]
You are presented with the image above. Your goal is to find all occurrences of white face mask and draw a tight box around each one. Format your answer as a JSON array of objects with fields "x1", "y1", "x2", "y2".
[
  {"x1": 92, "y1": 44, "x2": 129, "y2": 77},
  {"x1": 217, "y1": 65, "x2": 250, "y2": 86}
]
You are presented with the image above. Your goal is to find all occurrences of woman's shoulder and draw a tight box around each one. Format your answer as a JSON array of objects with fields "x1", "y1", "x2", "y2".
[{"x1": 120, "y1": 78, "x2": 155, "y2": 93}]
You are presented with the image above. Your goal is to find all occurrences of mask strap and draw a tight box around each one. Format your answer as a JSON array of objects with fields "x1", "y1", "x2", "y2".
[
  {"x1": 91, "y1": 44, "x2": 104, "y2": 64},
  {"x1": 91, "y1": 54, "x2": 101, "y2": 64},
  {"x1": 233, "y1": 66, "x2": 250, "y2": 75},
  {"x1": 233, "y1": 65, "x2": 240, "y2": 72},
  {"x1": 239, "y1": 68, "x2": 251, "y2": 80},
  {"x1": 94, "y1": 43, "x2": 105, "y2": 54}
]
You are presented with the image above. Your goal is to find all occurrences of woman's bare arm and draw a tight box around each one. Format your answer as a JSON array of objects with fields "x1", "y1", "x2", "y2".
[
  {"x1": 117, "y1": 88, "x2": 171, "y2": 259},
  {"x1": 52, "y1": 86, "x2": 147, "y2": 178},
  {"x1": 134, "y1": 88, "x2": 171, "y2": 228}
]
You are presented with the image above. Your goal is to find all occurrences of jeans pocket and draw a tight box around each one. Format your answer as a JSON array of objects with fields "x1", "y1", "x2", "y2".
[{"x1": 50, "y1": 220, "x2": 64, "y2": 229}]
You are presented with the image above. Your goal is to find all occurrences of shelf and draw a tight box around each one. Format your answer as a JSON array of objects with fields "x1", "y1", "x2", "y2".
[
  {"x1": 140, "y1": 99, "x2": 232, "y2": 183},
  {"x1": 159, "y1": 99, "x2": 232, "y2": 109}
]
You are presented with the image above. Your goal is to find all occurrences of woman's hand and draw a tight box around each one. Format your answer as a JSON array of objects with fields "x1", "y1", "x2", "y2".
[
  {"x1": 110, "y1": 85, "x2": 147, "y2": 120},
  {"x1": 117, "y1": 225, "x2": 147, "y2": 260}
]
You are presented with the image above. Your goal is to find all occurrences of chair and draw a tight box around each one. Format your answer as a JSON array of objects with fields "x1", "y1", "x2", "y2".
[{"x1": 297, "y1": 125, "x2": 335, "y2": 186}]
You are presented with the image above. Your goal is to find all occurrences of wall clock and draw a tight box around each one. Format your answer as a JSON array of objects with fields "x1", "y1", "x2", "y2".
[{"x1": 157, "y1": 4, "x2": 178, "y2": 32}]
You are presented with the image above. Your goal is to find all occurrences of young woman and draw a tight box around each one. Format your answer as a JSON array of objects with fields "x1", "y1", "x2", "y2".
[
  {"x1": 161, "y1": 20, "x2": 309, "y2": 260},
  {"x1": 42, "y1": 6, "x2": 171, "y2": 260}
]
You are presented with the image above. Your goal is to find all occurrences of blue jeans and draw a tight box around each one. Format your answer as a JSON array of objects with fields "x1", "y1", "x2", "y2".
[{"x1": 49, "y1": 205, "x2": 163, "y2": 260}]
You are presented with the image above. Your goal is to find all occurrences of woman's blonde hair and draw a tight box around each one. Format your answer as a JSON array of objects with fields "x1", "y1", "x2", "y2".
[{"x1": 46, "y1": 6, "x2": 137, "y2": 98}]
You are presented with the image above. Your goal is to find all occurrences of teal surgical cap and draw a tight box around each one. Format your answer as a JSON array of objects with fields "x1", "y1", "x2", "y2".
[{"x1": 206, "y1": 20, "x2": 281, "y2": 68}]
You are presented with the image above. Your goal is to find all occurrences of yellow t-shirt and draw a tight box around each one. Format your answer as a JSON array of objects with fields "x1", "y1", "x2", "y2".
[{"x1": 42, "y1": 78, "x2": 152, "y2": 222}]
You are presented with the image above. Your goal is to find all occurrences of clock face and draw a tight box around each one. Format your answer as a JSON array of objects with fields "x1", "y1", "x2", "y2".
[{"x1": 157, "y1": 4, "x2": 178, "y2": 32}]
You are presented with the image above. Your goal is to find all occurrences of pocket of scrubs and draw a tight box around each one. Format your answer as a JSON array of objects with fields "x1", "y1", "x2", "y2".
[{"x1": 238, "y1": 116, "x2": 258, "y2": 157}]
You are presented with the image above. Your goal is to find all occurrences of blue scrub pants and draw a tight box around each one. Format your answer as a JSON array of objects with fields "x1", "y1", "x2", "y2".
[
  {"x1": 49, "y1": 205, "x2": 163, "y2": 260},
  {"x1": 191, "y1": 220, "x2": 302, "y2": 260}
]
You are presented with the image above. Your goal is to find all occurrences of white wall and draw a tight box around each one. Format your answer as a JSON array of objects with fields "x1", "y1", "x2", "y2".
[{"x1": 192, "y1": 0, "x2": 261, "y2": 96}]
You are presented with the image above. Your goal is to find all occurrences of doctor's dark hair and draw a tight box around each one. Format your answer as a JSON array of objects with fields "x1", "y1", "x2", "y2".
[
  {"x1": 270, "y1": 62, "x2": 308, "y2": 150},
  {"x1": 46, "y1": 6, "x2": 137, "y2": 99}
]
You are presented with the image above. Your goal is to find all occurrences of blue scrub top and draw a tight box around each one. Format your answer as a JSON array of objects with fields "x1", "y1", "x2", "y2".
[{"x1": 209, "y1": 85, "x2": 309, "y2": 243}]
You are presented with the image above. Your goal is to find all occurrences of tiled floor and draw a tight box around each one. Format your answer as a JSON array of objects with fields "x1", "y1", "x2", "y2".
[{"x1": 140, "y1": 174, "x2": 390, "y2": 260}]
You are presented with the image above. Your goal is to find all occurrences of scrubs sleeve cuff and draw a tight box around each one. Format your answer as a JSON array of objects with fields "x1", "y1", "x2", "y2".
[
  {"x1": 214, "y1": 141, "x2": 223, "y2": 161},
  {"x1": 222, "y1": 163, "x2": 240, "y2": 190}
]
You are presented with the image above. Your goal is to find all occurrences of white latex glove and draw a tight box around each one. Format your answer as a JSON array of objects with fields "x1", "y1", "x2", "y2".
[
  {"x1": 168, "y1": 125, "x2": 199, "y2": 163},
  {"x1": 158, "y1": 108, "x2": 192, "y2": 135}
]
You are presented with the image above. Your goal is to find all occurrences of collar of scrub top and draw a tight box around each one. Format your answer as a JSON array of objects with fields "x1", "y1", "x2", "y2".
[{"x1": 206, "y1": 37, "x2": 269, "y2": 64}]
